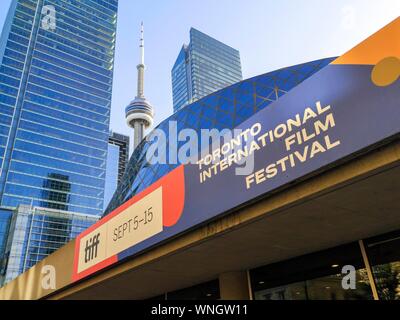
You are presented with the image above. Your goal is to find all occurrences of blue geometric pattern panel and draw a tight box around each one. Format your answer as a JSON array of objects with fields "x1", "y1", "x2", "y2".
[{"x1": 105, "y1": 58, "x2": 335, "y2": 215}]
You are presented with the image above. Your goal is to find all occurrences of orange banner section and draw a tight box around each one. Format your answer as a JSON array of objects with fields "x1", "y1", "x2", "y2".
[
  {"x1": 72, "y1": 165, "x2": 185, "y2": 282},
  {"x1": 333, "y1": 17, "x2": 400, "y2": 65}
]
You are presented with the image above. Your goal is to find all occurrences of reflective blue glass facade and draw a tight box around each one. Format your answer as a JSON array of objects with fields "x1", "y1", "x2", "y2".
[
  {"x1": 1, "y1": 205, "x2": 98, "y2": 283},
  {"x1": 0, "y1": 0, "x2": 118, "y2": 216},
  {"x1": 0, "y1": 209, "x2": 11, "y2": 260},
  {"x1": 106, "y1": 58, "x2": 335, "y2": 215},
  {"x1": 172, "y1": 28, "x2": 243, "y2": 113},
  {"x1": 104, "y1": 143, "x2": 119, "y2": 210}
]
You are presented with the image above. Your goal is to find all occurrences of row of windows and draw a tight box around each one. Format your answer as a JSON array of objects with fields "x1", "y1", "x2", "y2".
[
  {"x1": 10, "y1": 160, "x2": 105, "y2": 189},
  {"x1": 0, "y1": 82, "x2": 19, "y2": 97},
  {"x1": 192, "y1": 55, "x2": 242, "y2": 81},
  {"x1": 23, "y1": 99, "x2": 109, "y2": 133},
  {"x1": 172, "y1": 65, "x2": 191, "y2": 111},
  {"x1": 10, "y1": 22, "x2": 31, "y2": 40},
  {"x1": 0, "y1": 124, "x2": 10, "y2": 136},
  {"x1": 0, "y1": 64, "x2": 23, "y2": 79},
  {"x1": 19, "y1": 119, "x2": 108, "y2": 150},
  {"x1": 0, "y1": 184, "x2": 102, "y2": 209},
  {"x1": 13, "y1": 7, "x2": 34, "y2": 27},
  {"x1": 15, "y1": 2, "x2": 36, "y2": 23},
  {"x1": 88, "y1": 0, "x2": 118, "y2": 12},
  {"x1": 35, "y1": 42, "x2": 112, "y2": 77},
  {"x1": 4, "y1": 47, "x2": 26, "y2": 64},
  {"x1": 48, "y1": 0, "x2": 116, "y2": 36},
  {"x1": 59, "y1": 0, "x2": 116, "y2": 21},
  {"x1": 36, "y1": 34, "x2": 113, "y2": 71},
  {"x1": 45, "y1": 6, "x2": 115, "y2": 46},
  {"x1": 191, "y1": 31, "x2": 241, "y2": 64},
  {"x1": 33, "y1": 51, "x2": 111, "y2": 84},
  {"x1": 28, "y1": 74, "x2": 110, "y2": 106},
  {"x1": 191, "y1": 43, "x2": 242, "y2": 70},
  {"x1": 39, "y1": 25, "x2": 113, "y2": 61},
  {"x1": 31, "y1": 58, "x2": 111, "y2": 92},
  {"x1": 2, "y1": 195, "x2": 102, "y2": 216},
  {"x1": 0, "y1": 72, "x2": 21, "y2": 87},
  {"x1": 11, "y1": 149, "x2": 105, "y2": 178},
  {"x1": 8, "y1": 30, "x2": 30, "y2": 47},
  {"x1": 14, "y1": 139, "x2": 106, "y2": 168},
  {"x1": 21, "y1": 109, "x2": 108, "y2": 141},
  {"x1": 26, "y1": 83, "x2": 109, "y2": 117},
  {"x1": 0, "y1": 113, "x2": 12, "y2": 126},
  {"x1": 192, "y1": 60, "x2": 242, "y2": 84},
  {"x1": 30, "y1": 65, "x2": 111, "y2": 100},
  {"x1": 26, "y1": 227, "x2": 93, "y2": 237},
  {"x1": 29, "y1": 228, "x2": 84, "y2": 238},
  {"x1": 17, "y1": 129, "x2": 106, "y2": 159},
  {"x1": 2, "y1": 56, "x2": 24, "y2": 71},
  {"x1": 6, "y1": 38, "x2": 28, "y2": 56},
  {"x1": 0, "y1": 136, "x2": 7, "y2": 147},
  {"x1": 53, "y1": 0, "x2": 116, "y2": 31},
  {"x1": 11, "y1": 12, "x2": 33, "y2": 33},
  {"x1": 192, "y1": 76, "x2": 238, "y2": 95},
  {"x1": 25, "y1": 89, "x2": 109, "y2": 123}
]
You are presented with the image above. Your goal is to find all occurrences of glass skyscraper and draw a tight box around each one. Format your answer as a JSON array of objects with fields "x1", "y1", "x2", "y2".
[
  {"x1": 172, "y1": 28, "x2": 243, "y2": 113},
  {"x1": 0, "y1": 0, "x2": 118, "y2": 216},
  {"x1": 0, "y1": 0, "x2": 118, "y2": 283}
]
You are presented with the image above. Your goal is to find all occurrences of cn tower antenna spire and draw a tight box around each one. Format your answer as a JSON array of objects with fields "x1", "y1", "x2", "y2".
[
  {"x1": 125, "y1": 23, "x2": 154, "y2": 149},
  {"x1": 140, "y1": 22, "x2": 144, "y2": 65},
  {"x1": 136, "y1": 22, "x2": 145, "y2": 99}
]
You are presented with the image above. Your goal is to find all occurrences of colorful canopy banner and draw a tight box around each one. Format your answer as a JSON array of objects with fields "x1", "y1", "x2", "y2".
[{"x1": 73, "y1": 18, "x2": 400, "y2": 282}]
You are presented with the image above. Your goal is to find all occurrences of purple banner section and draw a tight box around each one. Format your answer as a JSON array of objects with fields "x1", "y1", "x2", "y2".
[{"x1": 119, "y1": 63, "x2": 399, "y2": 261}]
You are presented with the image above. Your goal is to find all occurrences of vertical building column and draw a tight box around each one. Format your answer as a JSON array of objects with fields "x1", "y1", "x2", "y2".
[
  {"x1": 219, "y1": 271, "x2": 252, "y2": 300},
  {"x1": 359, "y1": 240, "x2": 379, "y2": 300}
]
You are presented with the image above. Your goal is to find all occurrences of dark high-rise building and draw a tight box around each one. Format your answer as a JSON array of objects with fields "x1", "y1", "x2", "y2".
[
  {"x1": 172, "y1": 28, "x2": 242, "y2": 113},
  {"x1": 104, "y1": 132, "x2": 129, "y2": 210}
]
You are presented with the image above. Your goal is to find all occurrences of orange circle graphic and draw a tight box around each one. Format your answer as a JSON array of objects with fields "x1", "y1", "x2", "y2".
[{"x1": 371, "y1": 56, "x2": 400, "y2": 87}]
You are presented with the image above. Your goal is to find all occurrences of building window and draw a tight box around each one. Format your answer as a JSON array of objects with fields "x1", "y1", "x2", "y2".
[
  {"x1": 250, "y1": 243, "x2": 373, "y2": 300},
  {"x1": 166, "y1": 279, "x2": 220, "y2": 300},
  {"x1": 365, "y1": 231, "x2": 400, "y2": 300}
]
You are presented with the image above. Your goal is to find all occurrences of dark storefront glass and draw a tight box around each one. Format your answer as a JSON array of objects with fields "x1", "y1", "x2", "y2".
[
  {"x1": 251, "y1": 243, "x2": 373, "y2": 300},
  {"x1": 167, "y1": 280, "x2": 220, "y2": 300},
  {"x1": 366, "y1": 231, "x2": 400, "y2": 300}
]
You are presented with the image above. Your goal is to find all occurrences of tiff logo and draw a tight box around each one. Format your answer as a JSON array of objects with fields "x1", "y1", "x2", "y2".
[{"x1": 85, "y1": 233, "x2": 100, "y2": 263}]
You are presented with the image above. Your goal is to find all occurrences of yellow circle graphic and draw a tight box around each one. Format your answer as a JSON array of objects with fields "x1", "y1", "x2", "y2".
[{"x1": 371, "y1": 56, "x2": 400, "y2": 87}]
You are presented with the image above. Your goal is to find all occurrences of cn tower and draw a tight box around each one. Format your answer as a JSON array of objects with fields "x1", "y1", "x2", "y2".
[{"x1": 125, "y1": 23, "x2": 154, "y2": 149}]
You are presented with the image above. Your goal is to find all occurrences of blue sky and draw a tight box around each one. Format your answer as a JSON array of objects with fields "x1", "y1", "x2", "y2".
[{"x1": 0, "y1": 0, "x2": 399, "y2": 146}]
